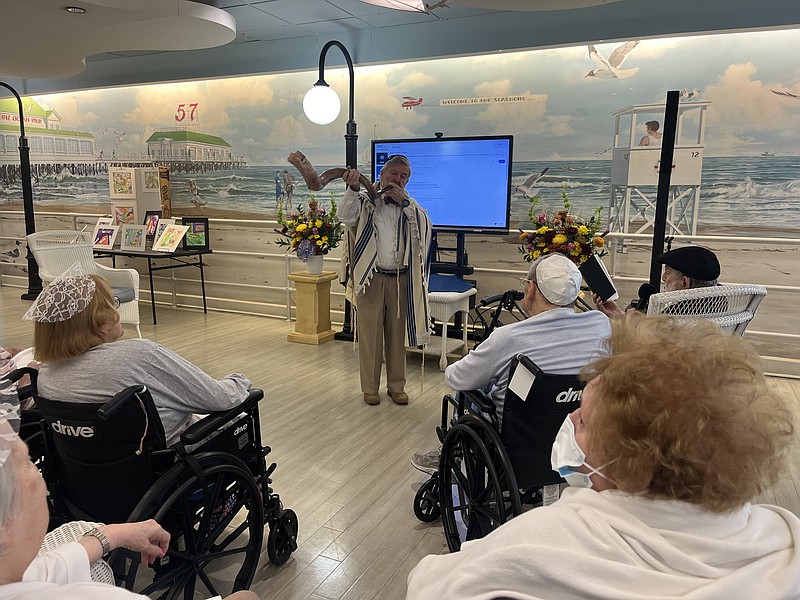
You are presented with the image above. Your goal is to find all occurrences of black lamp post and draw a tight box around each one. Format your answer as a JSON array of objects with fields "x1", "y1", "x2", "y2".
[
  {"x1": 302, "y1": 40, "x2": 357, "y2": 339},
  {"x1": 0, "y1": 81, "x2": 42, "y2": 300}
]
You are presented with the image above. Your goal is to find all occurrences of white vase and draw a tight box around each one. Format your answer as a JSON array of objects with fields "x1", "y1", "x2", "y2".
[{"x1": 305, "y1": 254, "x2": 324, "y2": 275}]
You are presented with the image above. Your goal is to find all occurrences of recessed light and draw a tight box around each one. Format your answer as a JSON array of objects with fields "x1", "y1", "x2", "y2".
[{"x1": 64, "y1": 6, "x2": 87, "y2": 14}]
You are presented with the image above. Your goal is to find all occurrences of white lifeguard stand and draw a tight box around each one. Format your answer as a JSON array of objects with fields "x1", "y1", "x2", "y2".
[{"x1": 609, "y1": 102, "x2": 710, "y2": 236}]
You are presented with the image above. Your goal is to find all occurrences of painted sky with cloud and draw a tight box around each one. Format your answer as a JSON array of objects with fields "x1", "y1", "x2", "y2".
[{"x1": 32, "y1": 27, "x2": 800, "y2": 165}]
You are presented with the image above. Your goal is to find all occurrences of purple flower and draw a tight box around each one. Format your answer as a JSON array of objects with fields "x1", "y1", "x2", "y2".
[
  {"x1": 297, "y1": 239, "x2": 314, "y2": 261},
  {"x1": 312, "y1": 227, "x2": 319, "y2": 234},
  {"x1": 537, "y1": 214, "x2": 547, "y2": 224},
  {"x1": 567, "y1": 242, "x2": 575, "y2": 251}
]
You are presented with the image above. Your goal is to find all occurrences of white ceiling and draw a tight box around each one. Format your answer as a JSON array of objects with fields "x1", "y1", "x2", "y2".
[{"x1": 1, "y1": 0, "x2": 799, "y2": 96}]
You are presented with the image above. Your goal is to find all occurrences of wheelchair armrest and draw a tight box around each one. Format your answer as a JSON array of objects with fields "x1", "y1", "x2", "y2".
[
  {"x1": 179, "y1": 388, "x2": 264, "y2": 446},
  {"x1": 461, "y1": 388, "x2": 496, "y2": 417},
  {"x1": 2, "y1": 367, "x2": 37, "y2": 387},
  {"x1": 98, "y1": 385, "x2": 147, "y2": 419}
]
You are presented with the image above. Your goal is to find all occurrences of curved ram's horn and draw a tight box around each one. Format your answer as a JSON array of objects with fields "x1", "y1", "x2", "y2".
[{"x1": 287, "y1": 150, "x2": 378, "y2": 200}]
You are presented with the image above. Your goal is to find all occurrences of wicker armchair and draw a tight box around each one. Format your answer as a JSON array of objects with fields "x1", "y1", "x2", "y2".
[
  {"x1": 38, "y1": 520, "x2": 115, "y2": 584},
  {"x1": 646, "y1": 284, "x2": 767, "y2": 336},
  {"x1": 26, "y1": 230, "x2": 141, "y2": 337}
]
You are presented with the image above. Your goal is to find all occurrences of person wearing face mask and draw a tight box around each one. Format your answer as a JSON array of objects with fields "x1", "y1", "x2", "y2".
[
  {"x1": 407, "y1": 315, "x2": 800, "y2": 599},
  {"x1": 339, "y1": 156, "x2": 432, "y2": 406},
  {"x1": 593, "y1": 245, "x2": 720, "y2": 317}
]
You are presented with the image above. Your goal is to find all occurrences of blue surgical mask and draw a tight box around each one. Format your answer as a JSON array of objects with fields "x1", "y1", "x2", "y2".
[{"x1": 550, "y1": 413, "x2": 616, "y2": 489}]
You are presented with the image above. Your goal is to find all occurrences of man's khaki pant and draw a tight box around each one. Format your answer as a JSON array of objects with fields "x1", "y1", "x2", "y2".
[{"x1": 355, "y1": 272, "x2": 407, "y2": 395}]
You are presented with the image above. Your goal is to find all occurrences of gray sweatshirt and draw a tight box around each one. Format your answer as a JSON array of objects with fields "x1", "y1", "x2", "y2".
[
  {"x1": 445, "y1": 308, "x2": 610, "y2": 427},
  {"x1": 37, "y1": 338, "x2": 251, "y2": 445}
]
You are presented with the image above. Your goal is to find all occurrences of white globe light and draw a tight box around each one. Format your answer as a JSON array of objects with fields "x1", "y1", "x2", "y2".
[{"x1": 303, "y1": 84, "x2": 341, "y2": 125}]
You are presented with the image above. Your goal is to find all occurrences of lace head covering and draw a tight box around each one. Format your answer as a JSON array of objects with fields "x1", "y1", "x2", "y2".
[{"x1": 22, "y1": 263, "x2": 96, "y2": 323}]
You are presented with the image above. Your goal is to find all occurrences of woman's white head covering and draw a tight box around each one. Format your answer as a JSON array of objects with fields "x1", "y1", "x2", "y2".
[{"x1": 22, "y1": 263, "x2": 96, "y2": 323}]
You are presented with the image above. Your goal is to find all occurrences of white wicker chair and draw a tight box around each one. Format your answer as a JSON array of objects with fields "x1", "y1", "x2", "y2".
[
  {"x1": 38, "y1": 520, "x2": 115, "y2": 585},
  {"x1": 646, "y1": 284, "x2": 767, "y2": 336},
  {"x1": 26, "y1": 230, "x2": 142, "y2": 337}
]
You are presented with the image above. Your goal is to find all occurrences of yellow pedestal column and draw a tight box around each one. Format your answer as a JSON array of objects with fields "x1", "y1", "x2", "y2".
[{"x1": 287, "y1": 271, "x2": 338, "y2": 345}]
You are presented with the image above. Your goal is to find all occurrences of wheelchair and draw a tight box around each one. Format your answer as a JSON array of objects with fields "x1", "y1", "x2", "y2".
[
  {"x1": 413, "y1": 355, "x2": 584, "y2": 552},
  {"x1": 5, "y1": 367, "x2": 297, "y2": 600}
]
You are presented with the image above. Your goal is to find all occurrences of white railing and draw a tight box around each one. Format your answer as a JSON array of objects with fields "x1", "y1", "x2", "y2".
[{"x1": 1, "y1": 211, "x2": 797, "y2": 377}]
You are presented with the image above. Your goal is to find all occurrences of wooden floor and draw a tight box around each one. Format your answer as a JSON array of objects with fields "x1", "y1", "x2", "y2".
[{"x1": 1, "y1": 286, "x2": 799, "y2": 599}]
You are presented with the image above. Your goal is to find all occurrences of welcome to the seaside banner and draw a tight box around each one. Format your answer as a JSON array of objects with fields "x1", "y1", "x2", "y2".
[{"x1": 439, "y1": 94, "x2": 546, "y2": 106}]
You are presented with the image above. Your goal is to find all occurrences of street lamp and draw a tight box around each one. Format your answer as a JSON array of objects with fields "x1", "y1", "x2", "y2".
[
  {"x1": 303, "y1": 40, "x2": 358, "y2": 170},
  {"x1": 303, "y1": 40, "x2": 358, "y2": 339},
  {"x1": 0, "y1": 81, "x2": 42, "y2": 300}
]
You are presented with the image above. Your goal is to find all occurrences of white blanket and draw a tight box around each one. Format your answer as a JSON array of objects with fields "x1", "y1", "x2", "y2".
[{"x1": 407, "y1": 487, "x2": 800, "y2": 599}]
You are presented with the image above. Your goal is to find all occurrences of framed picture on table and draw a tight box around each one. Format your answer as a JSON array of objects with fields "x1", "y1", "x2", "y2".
[
  {"x1": 93, "y1": 225, "x2": 119, "y2": 249},
  {"x1": 152, "y1": 218, "x2": 175, "y2": 247},
  {"x1": 108, "y1": 167, "x2": 136, "y2": 198},
  {"x1": 181, "y1": 217, "x2": 210, "y2": 251},
  {"x1": 111, "y1": 201, "x2": 138, "y2": 226},
  {"x1": 120, "y1": 224, "x2": 147, "y2": 252},
  {"x1": 153, "y1": 224, "x2": 189, "y2": 253},
  {"x1": 143, "y1": 210, "x2": 162, "y2": 239}
]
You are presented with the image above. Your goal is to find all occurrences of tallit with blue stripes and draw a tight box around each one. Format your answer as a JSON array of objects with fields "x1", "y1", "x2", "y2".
[{"x1": 340, "y1": 192, "x2": 432, "y2": 346}]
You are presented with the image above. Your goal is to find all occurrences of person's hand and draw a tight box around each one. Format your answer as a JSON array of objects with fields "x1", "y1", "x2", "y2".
[
  {"x1": 342, "y1": 166, "x2": 361, "y2": 191},
  {"x1": 591, "y1": 292, "x2": 625, "y2": 318},
  {"x1": 100, "y1": 520, "x2": 170, "y2": 566},
  {"x1": 381, "y1": 183, "x2": 409, "y2": 207}
]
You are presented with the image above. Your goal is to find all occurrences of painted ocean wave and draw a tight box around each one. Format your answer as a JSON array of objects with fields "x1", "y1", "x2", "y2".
[{"x1": 1, "y1": 157, "x2": 797, "y2": 233}]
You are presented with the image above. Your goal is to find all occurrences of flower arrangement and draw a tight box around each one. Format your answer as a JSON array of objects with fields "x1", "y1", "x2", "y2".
[
  {"x1": 275, "y1": 194, "x2": 345, "y2": 261},
  {"x1": 518, "y1": 186, "x2": 607, "y2": 265}
]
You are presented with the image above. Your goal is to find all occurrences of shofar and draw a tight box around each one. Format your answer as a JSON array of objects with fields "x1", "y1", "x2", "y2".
[{"x1": 287, "y1": 150, "x2": 378, "y2": 200}]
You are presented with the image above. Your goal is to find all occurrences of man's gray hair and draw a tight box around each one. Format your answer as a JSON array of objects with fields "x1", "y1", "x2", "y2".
[
  {"x1": 384, "y1": 154, "x2": 412, "y2": 176},
  {"x1": 689, "y1": 277, "x2": 718, "y2": 288}
]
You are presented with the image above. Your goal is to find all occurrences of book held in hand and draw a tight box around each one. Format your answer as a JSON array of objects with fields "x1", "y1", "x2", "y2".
[{"x1": 579, "y1": 255, "x2": 619, "y2": 302}]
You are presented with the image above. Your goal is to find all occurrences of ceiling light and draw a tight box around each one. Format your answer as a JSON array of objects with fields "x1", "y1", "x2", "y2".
[
  {"x1": 360, "y1": 0, "x2": 427, "y2": 12},
  {"x1": 64, "y1": 6, "x2": 87, "y2": 14}
]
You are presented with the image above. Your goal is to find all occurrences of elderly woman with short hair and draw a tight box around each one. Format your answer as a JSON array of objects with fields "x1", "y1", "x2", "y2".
[{"x1": 407, "y1": 315, "x2": 800, "y2": 599}]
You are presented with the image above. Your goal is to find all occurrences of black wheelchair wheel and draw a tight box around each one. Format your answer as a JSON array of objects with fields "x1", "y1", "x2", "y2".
[
  {"x1": 111, "y1": 452, "x2": 264, "y2": 600},
  {"x1": 267, "y1": 508, "x2": 298, "y2": 565},
  {"x1": 438, "y1": 414, "x2": 521, "y2": 552},
  {"x1": 413, "y1": 475, "x2": 441, "y2": 523}
]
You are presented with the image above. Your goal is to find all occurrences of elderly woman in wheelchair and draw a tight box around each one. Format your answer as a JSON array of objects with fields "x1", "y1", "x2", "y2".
[
  {"x1": 25, "y1": 268, "x2": 251, "y2": 446},
  {"x1": 3, "y1": 269, "x2": 298, "y2": 598},
  {"x1": 408, "y1": 315, "x2": 800, "y2": 599}
]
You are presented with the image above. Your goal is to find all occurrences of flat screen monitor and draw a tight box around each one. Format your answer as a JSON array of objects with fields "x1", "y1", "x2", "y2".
[{"x1": 371, "y1": 135, "x2": 513, "y2": 234}]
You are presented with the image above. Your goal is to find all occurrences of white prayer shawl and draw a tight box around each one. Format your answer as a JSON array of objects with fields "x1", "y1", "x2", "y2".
[
  {"x1": 341, "y1": 191, "x2": 432, "y2": 346},
  {"x1": 407, "y1": 487, "x2": 800, "y2": 599}
]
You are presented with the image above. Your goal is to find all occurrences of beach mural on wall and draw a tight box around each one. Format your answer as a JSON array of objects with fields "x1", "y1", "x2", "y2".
[{"x1": 0, "y1": 28, "x2": 798, "y2": 234}]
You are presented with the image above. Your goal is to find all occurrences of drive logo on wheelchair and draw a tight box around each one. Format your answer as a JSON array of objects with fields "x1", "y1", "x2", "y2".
[
  {"x1": 51, "y1": 419, "x2": 94, "y2": 438},
  {"x1": 555, "y1": 388, "x2": 582, "y2": 403}
]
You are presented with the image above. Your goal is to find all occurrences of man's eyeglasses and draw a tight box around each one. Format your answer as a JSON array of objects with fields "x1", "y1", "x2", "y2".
[
  {"x1": 113, "y1": 296, "x2": 121, "y2": 309},
  {"x1": 519, "y1": 277, "x2": 532, "y2": 288}
]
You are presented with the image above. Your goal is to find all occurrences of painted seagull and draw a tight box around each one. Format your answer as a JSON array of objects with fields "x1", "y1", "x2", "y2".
[
  {"x1": 586, "y1": 41, "x2": 640, "y2": 79},
  {"x1": 771, "y1": 89, "x2": 799, "y2": 99},
  {"x1": 0, "y1": 240, "x2": 21, "y2": 262},
  {"x1": 514, "y1": 167, "x2": 549, "y2": 197}
]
